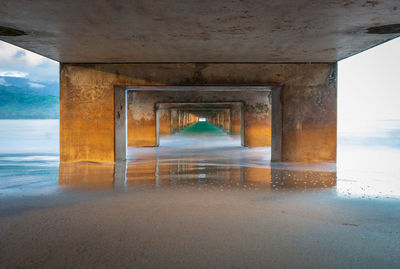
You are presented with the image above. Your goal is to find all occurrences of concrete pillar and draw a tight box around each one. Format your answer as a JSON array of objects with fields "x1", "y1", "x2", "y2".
[
  {"x1": 224, "y1": 109, "x2": 231, "y2": 133},
  {"x1": 115, "y1": 87, "x2": 127, "y2": 161},
  {"x1": 127, "y1": 91, "x2": 157, "y2": 147},
  {"x1": 231, "y1": 103, "x2": 242, "y2": 136},
  {"x1": 243, "y1": 92, "x2": 271, "y2": 147},
  {"x1": 178, "y1": 110, "x2": 183, "y2": 131},
  {"x1": 171, "y1": 109, "x2": 178, "y2": 134},
  {"x1": 158, "y1": 109, "x2": 171, "y2": 136}
]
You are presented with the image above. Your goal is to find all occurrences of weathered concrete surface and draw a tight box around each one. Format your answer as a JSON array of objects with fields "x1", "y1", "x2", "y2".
[
  {"x1": 224, "y1": 109, "x2": 231, "y2": 133},
  {"x1": 126, "y1": 90, "x2": 270, "y2": 147},
  {"x1": 60, "y1": 63, "x2": 336, "y2": 162},
  {"x1": 171, "y1": 109, "x2": 179, "y2": 134},
  {"x1": 158, "y1": 109, "x2": 171, "y2": 136},
  {"x1": 244, "y1": 93, "x2": 271, "y2": 146},
  {"x1": 1, "y1": 0, "x2": 399, "y2": 62},
  {"x1": 231, "y1": 103, "x2": 242, "y2": 136}
]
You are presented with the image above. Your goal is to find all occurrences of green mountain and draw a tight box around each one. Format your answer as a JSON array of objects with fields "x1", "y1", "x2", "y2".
[{"x1": 0, "y1": 77, "x2": 59, "y2": 119}]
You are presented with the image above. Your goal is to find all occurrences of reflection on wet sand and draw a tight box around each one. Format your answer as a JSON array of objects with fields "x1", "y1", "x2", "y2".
[
  {"x1": 58, "y1": 136, "x2": 336, "y2": 191},
  {"x1": 58, "y1": 159, "x2": 336, "y2": 192}
]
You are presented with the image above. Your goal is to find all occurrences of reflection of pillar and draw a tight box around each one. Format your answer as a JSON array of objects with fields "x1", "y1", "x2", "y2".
[
  {"x1": 58, "y1": 162, "x2": 115, "y2": 186},
  {"x1": 113, "y1": 161, "x2": 127, "y2": 190},
  {"x1": 242, "y1": 167, "x2": 271, "y2": 186}
]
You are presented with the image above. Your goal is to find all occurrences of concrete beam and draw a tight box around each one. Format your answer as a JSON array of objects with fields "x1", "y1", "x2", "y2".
[{"x1": 1, "y1": 1, "x2": 399, "y2": 63}]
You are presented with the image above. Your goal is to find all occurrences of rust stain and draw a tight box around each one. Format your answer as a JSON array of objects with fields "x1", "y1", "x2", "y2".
[{"x1": 362, "y1": 0, "x2": 379, "y2": 8}]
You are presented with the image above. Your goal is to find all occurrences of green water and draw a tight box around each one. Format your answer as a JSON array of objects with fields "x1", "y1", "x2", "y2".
[{"x1": 177, "y1": 122, "x2": 227, "y2": 136}]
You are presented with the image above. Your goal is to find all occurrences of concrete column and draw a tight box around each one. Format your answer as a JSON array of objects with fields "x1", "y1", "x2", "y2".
[
  {"x1": 271, "y1": 88, "x2": 282, "y2": 162},
  {"x1": 231, "y1": 103, "x2": 242, "y2": 136},
  {"x1": 127, "y1": 91, "x2": 157, "y2": 147},
  {"x1": 114, "y1": 87, "x2": 127, "y2": 161},
  {"x1": 224, "y1": 109, "x2": 230, "y2": 133},
  {"x1": 243, "y1": 92, "x2": 271, "y2": 147},
  {"x1": 178, "y1": 110, "x2": 183, "y2": 131},
  {"x1": 158, "y1": 108, "x2": 171, "y2": 137},
  {"x1": 183, "y1": 112, "x2": 186, "y2": 128},
  {"x1": 171, "y1": 109, "x2": 178, "y2": 134}
]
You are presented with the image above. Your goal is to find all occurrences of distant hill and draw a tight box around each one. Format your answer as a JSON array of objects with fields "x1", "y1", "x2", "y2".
[{"x1": 0, "y1": 76, "x2": 59, "y2": 119}]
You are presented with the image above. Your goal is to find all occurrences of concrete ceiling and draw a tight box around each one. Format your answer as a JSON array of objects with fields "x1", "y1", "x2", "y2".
[{"x1": 0, "y1": 0, "x2": 399, "y2": 63}]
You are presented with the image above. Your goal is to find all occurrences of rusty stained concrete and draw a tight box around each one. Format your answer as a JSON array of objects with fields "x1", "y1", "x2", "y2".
[
  {"x1": 0, "y1": 0, "x2": 399, "y2": 62},
  {"x1": 171, "y1": 109, "x2": 179, "y2": 134},
  {"x1": 224, "y1": 109, "x2": 231, "y2": 133},
  {"x1": 231, "y1": 103, "x2": 242, "y2": 136},
  {"x1": 127, "y1": 90, "x2": 270, "y2": 147},
  {"x1": 60, "y1": 63, "x2": 336, "y2": 163},
  {"x1": 158, "y1": 109, "x2": 171, "y2": 137}
]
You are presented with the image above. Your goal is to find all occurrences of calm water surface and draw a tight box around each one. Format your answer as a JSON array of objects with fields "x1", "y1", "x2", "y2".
[{"x1": 1, "y1": 119, "x2": 400, "y2": 199}]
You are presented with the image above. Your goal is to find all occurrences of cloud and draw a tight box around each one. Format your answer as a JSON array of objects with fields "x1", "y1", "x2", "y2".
[
  {"x1": 0, "y1": 71, "x2": 28, "y2": 78},
  {"x1": 20, "y1": 50, "x2": 45, "y2": 67},
  {"x1": 28, "y1": 82, "x2": 45, "y2": 88},
  {"x1": 0, "y1": 41, "x2": 58, "y2": 83}
]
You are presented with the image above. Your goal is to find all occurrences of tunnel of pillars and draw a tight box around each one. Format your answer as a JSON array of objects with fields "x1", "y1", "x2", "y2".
[
  {"x1": 155, "y1": 104, "x2": 244, "y2": 141},
  {"x1": 170, "y1": 108, "x2": 232, "y2": 135}
]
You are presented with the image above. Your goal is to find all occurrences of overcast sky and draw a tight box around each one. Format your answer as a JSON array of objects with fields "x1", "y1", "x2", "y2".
[
  {"x1": 0, "y1": 37, "x2": 399, "y2": 121},
  {"x1": 338, "y1": 37, "x2": 400, "y2": 121}
]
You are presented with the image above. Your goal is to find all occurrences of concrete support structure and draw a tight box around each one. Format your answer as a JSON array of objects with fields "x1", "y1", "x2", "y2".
[
  {"x1": 224, "y1": 109, "x2": 231, "y2": 134},
  {"x1": 171, "y1": 109, "x2": 179, "y2": 134},
  {"x1": 157, "y1": 103, "x2": 238, "y2": 137},
  {"x1": 126, "y1": 88, "x2": 271, "y2": 148},
  {"x1": 60, "y1": 63, "x2": 336, "y2": 163},
  {"x1": 158, "y1": 109, "x2": 171, "y2": 137},
  {"x1": 231, "y1": 104, "x2": 242, "y2": 136},
  {"x1": 244, "y1": 93, "x2": 272, "y2": 147},
  {"x1": 3, "y1": 0, "x2": 398, "y2": 165}
]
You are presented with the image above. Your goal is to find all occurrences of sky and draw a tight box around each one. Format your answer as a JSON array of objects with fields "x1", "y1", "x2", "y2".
[
  {"x1": 0, "y1": 37, "x2": 399, "y2": 121},
  {"x1": 0, "y1": 41, "x2": 58, "y2": 83},
  {"x1": 338, "y1": 37, "x2": 400, "y2": 121}
]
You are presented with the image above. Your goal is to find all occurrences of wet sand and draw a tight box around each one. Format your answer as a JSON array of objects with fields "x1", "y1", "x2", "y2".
[
  {"x1": 1, "y1": 185, "x2": 399, "y2": 268},
  {"x1": 1, "y1": 135, "x2": 400, "y2": 268}
]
